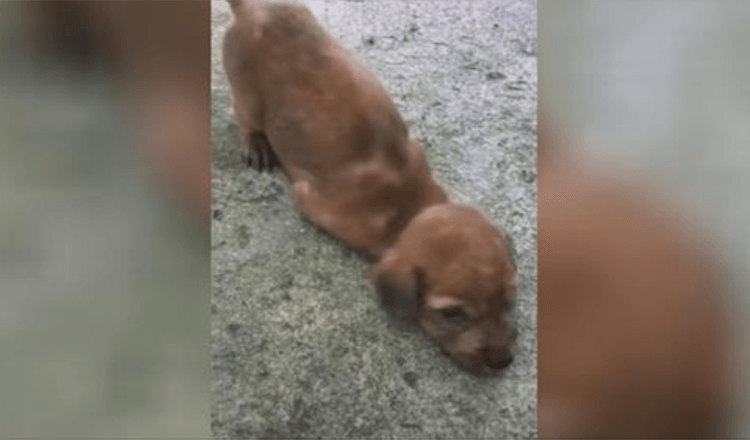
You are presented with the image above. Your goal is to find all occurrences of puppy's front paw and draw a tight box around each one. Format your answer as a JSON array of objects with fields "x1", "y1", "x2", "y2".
[
  {"x1": 240, "y1": 140, "x2": 256, "y2": 169},
  {"x1": 248, "y1": 132, "x2": 280, "y2": 173},
  {"x1": 239, "y1": 132, "x2": 267, "y2": 172}
]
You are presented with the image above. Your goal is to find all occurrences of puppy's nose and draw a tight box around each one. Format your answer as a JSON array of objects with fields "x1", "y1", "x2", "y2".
[{"x1": 483, "y1": 348, "x2": 513, "y2": 370}]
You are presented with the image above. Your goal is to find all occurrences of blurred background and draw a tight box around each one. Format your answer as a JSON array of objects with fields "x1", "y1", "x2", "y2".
[
  {"x1": 0, "y1": 1, "x2": 210, "y2": 437},
  {"x1": 540, "y1": 0, "x2": 750, "y2": 438}
]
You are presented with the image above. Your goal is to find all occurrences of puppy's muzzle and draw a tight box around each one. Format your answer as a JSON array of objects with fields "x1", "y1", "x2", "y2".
[
  {"x1": 483, "y1": 347, "x2": 514, "y2": 370},
  {"x1": 483, "y1": 326, "x2": 518, "y2": 370}
]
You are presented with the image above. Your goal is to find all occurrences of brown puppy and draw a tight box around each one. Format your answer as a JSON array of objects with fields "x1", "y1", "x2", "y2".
[
  {"x1": 223, "y1": 0, "x2": 518, "y2": 374},
  {"x1": 538, "y1": 115, "x2": 736, "y2": 438}
]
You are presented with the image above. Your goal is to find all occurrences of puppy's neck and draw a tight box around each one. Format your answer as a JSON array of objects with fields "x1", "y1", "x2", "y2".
[
  {"x1": 356, "y1": 135, "x2": 445, "y2": 257},
  {"x1": 367, "y1": 183, "x2": 447, "y2": 263},
  {"x1": 388, "y1": 194, "x2": 449, "y2": 250}
]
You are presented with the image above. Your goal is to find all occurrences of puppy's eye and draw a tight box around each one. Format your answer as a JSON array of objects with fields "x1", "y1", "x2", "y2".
[{"x1": 440, "y1": 307, "x2": 468, "y2": 324}]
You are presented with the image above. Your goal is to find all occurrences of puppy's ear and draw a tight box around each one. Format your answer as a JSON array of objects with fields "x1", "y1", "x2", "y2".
[{"x1": 370, "y1": 252, "x2": 424, "y2": 324}]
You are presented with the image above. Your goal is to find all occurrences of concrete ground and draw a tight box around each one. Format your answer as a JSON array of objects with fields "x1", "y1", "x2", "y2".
[{"x1": 211, "y1": 0, "x2": 537, "y2": 439}]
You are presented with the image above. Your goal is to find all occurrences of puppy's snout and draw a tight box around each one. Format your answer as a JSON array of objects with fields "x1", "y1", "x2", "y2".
[{"x1": 483, "y1": 347, "x2": 513, "y2": 370}]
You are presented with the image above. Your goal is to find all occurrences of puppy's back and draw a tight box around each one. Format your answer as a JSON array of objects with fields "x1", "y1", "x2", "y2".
[
  {"x1": 226, "y1": 0, "x2": 410, "y2": 170},
  {"x1": 227, "y1": 0, "x2": 327, "y2": 50}
]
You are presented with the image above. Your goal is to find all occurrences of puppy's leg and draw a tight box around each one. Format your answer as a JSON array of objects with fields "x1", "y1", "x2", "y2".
[
  {"x1": 243, "y1": 132, "x2": 281, "y2": 173},
  {"x1": 292, "y1": 180, "x2": 343, "y2": 230},
  {"x1": 225, "y1": 73, "x2": 267, "y2": 170},
  {"x1": 230, "y1": 103, "x2": 274, "y2": 172},
  {"x1": 228, "y1": 91, "x2": 258, "y2": 169},
  {"x1": 227, "y1": 87, "x2": 281, "y2": 173},
  {"x1": 236, "y1": 127, "x2": 252, "y2": 167}
]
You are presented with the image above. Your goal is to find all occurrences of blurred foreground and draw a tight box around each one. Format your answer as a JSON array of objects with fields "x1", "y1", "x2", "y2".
[
  {"x1": 0, "y1": 1, "x2": 210, "y2": 437},
  {"x1": 539, "y1": 0, "x2": 750, "y2": 438}
]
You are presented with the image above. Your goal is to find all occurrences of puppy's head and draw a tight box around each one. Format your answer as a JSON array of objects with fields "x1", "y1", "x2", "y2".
[{"x1": 371, "y1": 203, "x2": 518, "y2": 375}]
